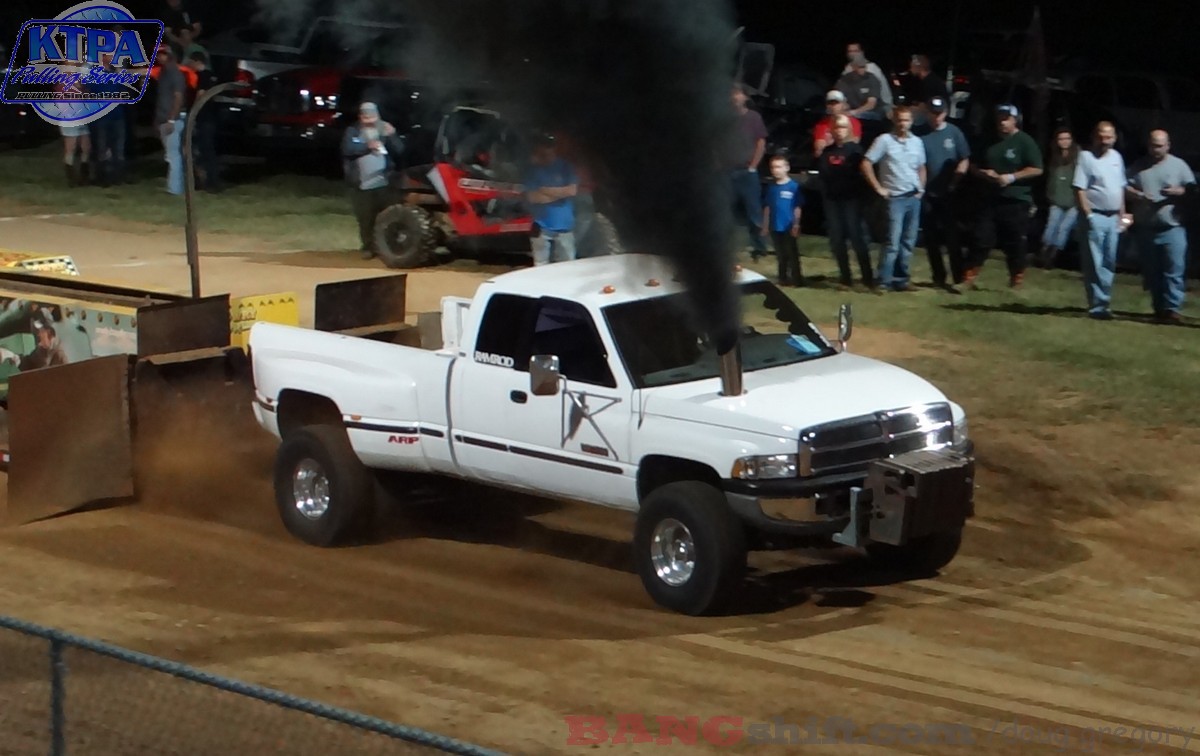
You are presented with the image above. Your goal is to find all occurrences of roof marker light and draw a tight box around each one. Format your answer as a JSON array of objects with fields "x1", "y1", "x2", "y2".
[{"x1": 601, "y1": 285, "x2": 616, "y2": 294}]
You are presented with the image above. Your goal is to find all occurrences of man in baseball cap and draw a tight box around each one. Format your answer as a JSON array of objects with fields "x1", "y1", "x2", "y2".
[
  {"x1": 813, "y1": 89, "x2": 862, "y2": 155},
  {"x1": 342, "y1": 100, "x2": 403, "y2": 259},
  {"x1": 919, "y1": 95, "x2": 971, "y2": 290},
  {"x1": 962, "y1": 102, "x2": 1044, "y2": 289}
]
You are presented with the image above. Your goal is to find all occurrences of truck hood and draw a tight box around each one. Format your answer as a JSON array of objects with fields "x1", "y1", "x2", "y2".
[{"x1": 640, "y1": 353, "x2": 949, "y2": 437}]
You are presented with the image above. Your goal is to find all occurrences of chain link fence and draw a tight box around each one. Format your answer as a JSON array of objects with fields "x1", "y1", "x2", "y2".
[{"x1": 0, "y1": 615, "x2": 504, "y2": 756}]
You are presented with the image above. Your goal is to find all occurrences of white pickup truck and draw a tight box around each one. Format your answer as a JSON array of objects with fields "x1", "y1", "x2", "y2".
[{"x1": 249, "y1": 254, "x2": 975, "y2": 615}]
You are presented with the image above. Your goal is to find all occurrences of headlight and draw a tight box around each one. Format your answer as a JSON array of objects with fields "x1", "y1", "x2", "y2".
[
  {"x1": 312, "y1": 94, "x2": 339, "y2": 110},
  {"x1": 953, "y1": 415, "x2": 969, "y2": 448},
  {"x1": 731, "y1": 454, "x2": 797, "y2": 480}
]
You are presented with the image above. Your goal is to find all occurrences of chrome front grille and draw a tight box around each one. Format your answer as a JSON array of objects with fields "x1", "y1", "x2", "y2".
[{"x1": 798, "y1": 403, "x2": 954, "y2": 477}]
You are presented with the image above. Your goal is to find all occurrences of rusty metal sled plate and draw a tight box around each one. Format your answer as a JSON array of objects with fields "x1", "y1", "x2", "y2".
[
  {"x1": 314, "y1": 274, "x2": 407, "y2": 332},
  {"x1": 4, "y1": 354, "x2": 134, "y2": 524}
]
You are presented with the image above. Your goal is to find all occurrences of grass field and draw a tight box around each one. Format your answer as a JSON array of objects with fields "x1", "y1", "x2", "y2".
[
  {"x1": 746, "y1": 235, "x2": 1200, "y2": 432},
  {"x1": 1, "y1": 136, "x2": 1197, "y2": 436},
  {"x1": 0, "y1": 139, "x2": 358, "y2": 252}
]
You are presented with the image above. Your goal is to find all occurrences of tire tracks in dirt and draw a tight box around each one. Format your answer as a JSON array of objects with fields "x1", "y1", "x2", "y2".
[{"x1": 668, "y1": 634, "x2": 1197, "y2": 754}]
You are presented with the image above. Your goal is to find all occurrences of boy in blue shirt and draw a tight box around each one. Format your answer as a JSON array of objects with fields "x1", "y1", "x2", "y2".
[{"x1": 761, "y1": 155, "x2": 805, "y2": 285}]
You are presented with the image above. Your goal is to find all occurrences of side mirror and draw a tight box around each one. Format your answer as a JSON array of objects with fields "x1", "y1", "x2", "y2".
[
  {"x1": 837, "y1": 303, "x2": 853, "y2": 352},
  {"x1": 530, "y1": 354, "x2": 562, "y2": 396}
]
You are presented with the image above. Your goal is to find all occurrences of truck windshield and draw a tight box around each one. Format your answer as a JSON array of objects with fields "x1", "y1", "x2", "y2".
[{"x1": 603, "y1": 281, "x2": 837, "y2": 389}]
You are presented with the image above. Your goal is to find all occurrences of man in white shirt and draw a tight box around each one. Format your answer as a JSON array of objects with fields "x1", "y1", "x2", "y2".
[
  {"x1": 861, "y1": 106, "x2": 926, "y2": 291},
  {"x1": 1073, "y1": 121, "x2": 1130, "y2": 320}
]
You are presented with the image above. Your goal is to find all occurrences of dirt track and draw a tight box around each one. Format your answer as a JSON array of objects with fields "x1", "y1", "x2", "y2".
[{"x1": 1, "y1": 213, "x2": 1199, "y2": 755}]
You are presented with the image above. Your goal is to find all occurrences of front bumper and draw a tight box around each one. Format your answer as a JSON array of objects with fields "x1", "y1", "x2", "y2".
[{"x1": 725, "y1": 444, "x2": 975, "y2": 544}]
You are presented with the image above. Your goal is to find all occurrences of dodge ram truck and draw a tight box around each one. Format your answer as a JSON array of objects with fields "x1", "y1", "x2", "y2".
[{"x1": 249, "y1": 254, "x2": 975, "y2": 615}]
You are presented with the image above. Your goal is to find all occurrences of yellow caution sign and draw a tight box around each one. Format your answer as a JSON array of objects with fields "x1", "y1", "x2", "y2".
[
  {"x1": 0, "y1": 249, "x2": 81, "y2": 276},
  {"x1": 230, "y1": 292, "x2": 299, "y2": 349}
]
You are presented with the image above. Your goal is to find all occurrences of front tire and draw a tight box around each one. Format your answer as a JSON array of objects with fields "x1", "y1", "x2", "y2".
[
  {"x1": 273, "y1": 424, "x2": 375, "y2": 547},
  {"x1": 865, "y1": 528, "x2": 963, "y2": 575},
  {"x1": 633, "y1": 481, "x2": 747, "y2": 615}
]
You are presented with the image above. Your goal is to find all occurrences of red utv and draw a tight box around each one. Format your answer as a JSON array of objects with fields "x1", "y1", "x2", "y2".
[{"x1": 372, "y1": 106, "x2": 620, "y2": 269}]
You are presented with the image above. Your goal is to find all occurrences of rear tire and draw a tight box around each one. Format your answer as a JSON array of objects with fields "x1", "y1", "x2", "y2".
[
  {"x1": 865, "y1": 528, "x2": 963, "y2": 575},
  {"x1": 273, "y1": 424, "x2": 375, "y2": 547},
  {"x1": 633, "y1": 481, "x2": 747, "y2": 615},
  {"x1": 375, "y1": 205, "x2": 436, "y2": 269}
]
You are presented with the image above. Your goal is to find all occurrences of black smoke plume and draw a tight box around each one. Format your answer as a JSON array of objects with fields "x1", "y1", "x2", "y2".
[{"x1": 256, "y1": 0, "x2": 744, "y2": 352}]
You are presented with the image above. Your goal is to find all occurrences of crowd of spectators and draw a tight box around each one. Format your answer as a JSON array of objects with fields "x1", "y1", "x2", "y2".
[{"x1": 729, "y1": 43, "x2": 1196, "y2": 325}]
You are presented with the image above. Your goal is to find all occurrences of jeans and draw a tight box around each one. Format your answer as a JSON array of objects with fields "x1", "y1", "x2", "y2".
[
  {"x1": 1079, "y1": 212, "x2": 1121, "y2": 314},
  {"x1": 351, "y1": 187, "x2": 392, "y2": 251},
  {"x1": 159, "y1": 116, "x2": 184, "y2": 195},
  {"x1": 823, "y1": 195, "x2": 874, "y2": 285},
  {"x1": 770, "y1": 230, "x2": 802, "y2": 284},
  {"x1": 193, "y1": 117, "x2": 222, "y2": 190},
  {"x1": 878, "y1": 194, "x2": 921, "y2": 289},
  {"x1": 92, "y1": 113, "x2": 126, "y2": 185},
  {"x1": 922, "y1": 194, "x2": 963, "y2": 285},
  {"x1": 731, "y1": 169, "x2": 766, "y2": 254},
  {"x1": 1137, "y1": 224, "x2": 1188, "y2": 315},
  {"x1": 532, "y1": 229, "x2": 576, "y2": 265},
  {"x1": 1042, "y1": 205, "x2": 1078, "y2": 249}
]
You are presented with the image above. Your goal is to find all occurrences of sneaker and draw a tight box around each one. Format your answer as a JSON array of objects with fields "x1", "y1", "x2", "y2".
[
  {"x1": 962, "y1": 268, "x2": 980, "y2": 290},
  {"x1": 1088, "y1": 309, "x2": 1113, "y2": 321},
  {"x1": 1155, "y1": 310, "x2": 1183, "y2": 325},
  {"x1": 1009, "y1": 273, "x2": 1025, "y2": 289},
  {"x1": 360, "y1": 247, "x2": 377, "y2": 260}
]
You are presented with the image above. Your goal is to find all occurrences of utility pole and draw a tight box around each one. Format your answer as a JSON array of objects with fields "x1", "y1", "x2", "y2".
[{"x1": 183, "y1": 81, "x2": 242, "y2": 299}]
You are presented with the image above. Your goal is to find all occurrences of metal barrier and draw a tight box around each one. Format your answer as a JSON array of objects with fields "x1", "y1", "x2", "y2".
[{"x1": 0, "y1": 615, "x2": 505, "y2": 756}]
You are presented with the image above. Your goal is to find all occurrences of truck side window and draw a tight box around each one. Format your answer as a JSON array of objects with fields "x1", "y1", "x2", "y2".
[
  {"x1": 529, "y1": 299, "x2": 616, "y2": 388},
  {"x1": 474, "y1": 293, "x2": 538, "y2": 368}
]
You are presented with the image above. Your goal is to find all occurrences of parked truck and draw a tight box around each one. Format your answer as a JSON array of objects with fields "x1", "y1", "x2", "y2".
[{"x1": 248, "y1": 254, "x2": 975, "y2": 615}]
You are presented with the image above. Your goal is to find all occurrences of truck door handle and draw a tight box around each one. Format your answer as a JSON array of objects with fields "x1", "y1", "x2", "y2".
[{"x1": 510, "y1": 390, "x2": 527, "y2": 404}]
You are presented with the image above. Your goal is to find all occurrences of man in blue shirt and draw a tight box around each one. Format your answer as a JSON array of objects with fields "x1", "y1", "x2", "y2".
[
  {"x1": 920, "y1": 97, "x2": 970, "y2": 290},
  {"x1": 761, "y1": 155, "x2": 805, "y2": 286},
  {"x1": 1073, "y1": 121, "x2": 1129, "y2": 319},
  {"x1": 523, "y1": 136, "x2": 578, "y2": 266},
  {"x1": 862, "y1": 106, "x2": 926, "y2": 291}
]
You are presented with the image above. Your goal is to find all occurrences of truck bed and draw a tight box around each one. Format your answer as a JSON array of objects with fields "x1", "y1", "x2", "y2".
[{"x1": 249, "y1": 321, "x2": 460, "y2": 475}]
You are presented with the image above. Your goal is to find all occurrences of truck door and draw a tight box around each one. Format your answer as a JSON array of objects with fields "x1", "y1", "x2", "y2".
[
  {"x1": 450, "y1": 293, "x2": 635, "y2": 503},
  {"x1": 517, "y1": 296, "x2": 635, "y2": 504}
]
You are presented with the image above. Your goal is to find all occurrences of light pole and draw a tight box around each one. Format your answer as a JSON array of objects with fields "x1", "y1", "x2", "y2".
[{"x1": 183, "y1": 81, "x2": 243, "y2": 299}]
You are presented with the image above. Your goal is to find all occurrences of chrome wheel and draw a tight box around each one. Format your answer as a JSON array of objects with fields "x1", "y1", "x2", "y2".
[
  {"x1": 650, "y1": 518, "x2": 695, "y2": 587},
  {"x1": 293, "y1": 458, "x2": 330, "y2": 520}
]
